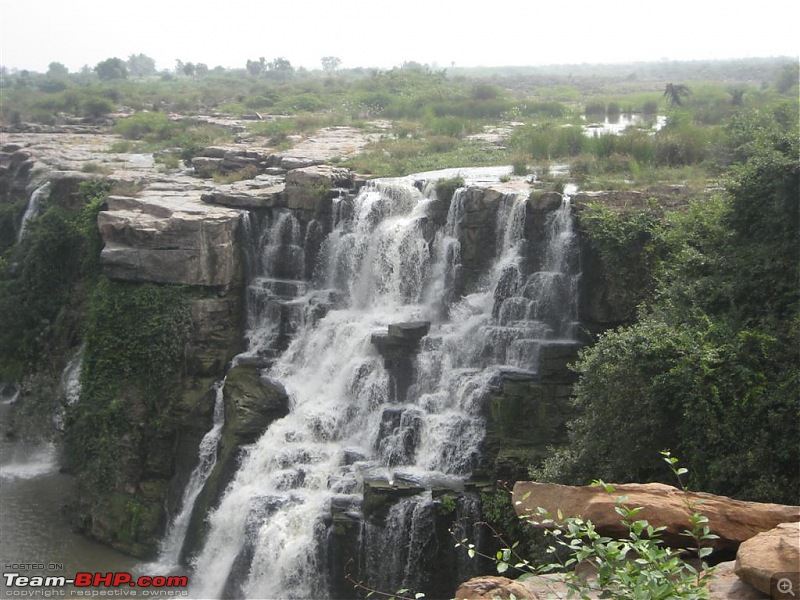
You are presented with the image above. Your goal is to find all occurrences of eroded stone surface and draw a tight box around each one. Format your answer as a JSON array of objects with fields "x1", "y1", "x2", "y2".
[
  {"x1": 735, "y1": 522, "x2": 800, "y2": 596},
  {"x1": 98, "y1": 194, "x2": 242, "y2": 287},
  {"x1": 513, "y1": 481, "x2": 800, "y2": 555}
]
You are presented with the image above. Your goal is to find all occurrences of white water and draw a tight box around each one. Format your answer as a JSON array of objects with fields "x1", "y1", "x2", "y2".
[
  {"x1": 0, "y1": 442, "x2": 59, "y2": 480},
  {"x1": 156, "y1": 382, "x2": 226, "y2": 569},
  {"x1": 188, "y1": 176, "x2": 579, "y2": 598},
  {"x1": 63, "y1": 346, "x2": 84, "y2": 406},
  {"x1": 17, "y1": 182, "x2": 50, "y2": 243}
]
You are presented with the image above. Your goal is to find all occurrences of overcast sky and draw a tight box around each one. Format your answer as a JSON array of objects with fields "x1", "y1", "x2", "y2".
[{"x1": 1, "y1": 0, "x2": 798, "y2": 73}]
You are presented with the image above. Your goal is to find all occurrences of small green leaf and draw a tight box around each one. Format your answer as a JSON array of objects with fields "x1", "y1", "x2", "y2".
[
  {"x1": 497, "y1": 561, "x2": 509, "y2": 573},
  {"x1": 467, "y1": 548, "x2": 475, "y2": 558}
]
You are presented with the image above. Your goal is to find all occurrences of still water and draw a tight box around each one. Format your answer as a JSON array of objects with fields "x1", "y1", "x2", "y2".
[{"x1": 0, "y1": 397, "x2": 140, "y2": 596}]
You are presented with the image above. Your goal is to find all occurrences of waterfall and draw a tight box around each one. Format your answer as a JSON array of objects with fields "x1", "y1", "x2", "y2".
[
  {"x1": 17, "y1": 182, "x2": 50, "y2": 243},
  {"x1": 187, "y1": 176, "x2": 580, "y2": 598},
  {"x1": 62, "y1": 345, "x2": 84, "y2": 406},
  {"x1": 157, "y1": 382, "x2": 226, "y2": 568}
]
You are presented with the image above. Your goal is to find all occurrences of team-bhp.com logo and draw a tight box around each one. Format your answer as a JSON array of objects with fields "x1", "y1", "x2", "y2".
[{"x1": 3, "y1": 572, "x2": 188, "y2": 596}]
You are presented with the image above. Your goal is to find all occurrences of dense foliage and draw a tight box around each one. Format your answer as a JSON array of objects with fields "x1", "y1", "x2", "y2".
[
  {"x1": 66, "y1": 278, "x2": 190, "y2": 489},
  {"x1": 539, "y1": 106, "x2": 800, "y2": 504},
  {"x1": 0, "y1": 180, "x2": 109, "y2": 380}
]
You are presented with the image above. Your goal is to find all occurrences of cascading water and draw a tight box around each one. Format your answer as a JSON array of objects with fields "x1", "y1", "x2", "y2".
[
  {"x1": 156, "y1": 382, "x2": 226, "y2": 569},
  {"x1": 17, "y1": 182, "x2": 50, "y2": 243},
  {"x1": 186, "y1": 174, "x2": 581, "y2": 598}
]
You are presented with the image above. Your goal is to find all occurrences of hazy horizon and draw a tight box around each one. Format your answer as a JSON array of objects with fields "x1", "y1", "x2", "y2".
[{"x1": 1, "y1": 0, "x2": 798, "y2": 74}]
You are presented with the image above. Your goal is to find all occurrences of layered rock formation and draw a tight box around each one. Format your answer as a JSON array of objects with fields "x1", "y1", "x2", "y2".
[{"x1": 98, "y1": 193, "x2": 242, "y2": 287}]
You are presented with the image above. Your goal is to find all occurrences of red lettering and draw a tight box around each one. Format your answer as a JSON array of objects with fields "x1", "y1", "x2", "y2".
[
  {"x1": 112, "y1": 573, "x2": 132, "y2": 586},
  {"x1": 74, "y1": 573, "x2": 93, "y2": 587},
  {"x1": 94, "y1": 572, "x2": 114, "y2": 586}
]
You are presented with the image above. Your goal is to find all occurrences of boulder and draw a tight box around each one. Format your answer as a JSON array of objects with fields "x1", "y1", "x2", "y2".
[
  {"x1": 454, "y1": 576, "x2": 544, "y2": 600},
  {"x1": 513, "y1": 481, "x2": 800, "y2": 555},
  {"x1": 98, "y1": 194, "x2": 242, "y2": 287},
  {"x1": 222, "y1": 364, "x2": 290, "y2": 446},
  {"x1": 708, "y1": 560, "x2": 765, "y2": 599},
  {"x1": 735, "y1": 522, "x2": 800, "y2": 597}
]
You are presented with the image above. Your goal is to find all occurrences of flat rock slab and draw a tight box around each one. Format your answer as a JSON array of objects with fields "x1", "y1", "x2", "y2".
[
  {"x1": 513, "y1": 481, "x2": 800, "y2": 555},
  {"x1": 98, "y1": 194, "x2": 242, "y2": 287}
]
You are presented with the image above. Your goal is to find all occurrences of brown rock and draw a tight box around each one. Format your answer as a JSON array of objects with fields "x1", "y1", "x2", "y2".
[
  {"x1": 735, "y1": 522, "x2": 800, "y2": 596},
  {"x1": 454, "y1": 576, "x2": 543, "y2": 600},
  {"x1": 513, "y1": 481, "x2": 800, "y2": 555},
  {"x1": 708, "y1": 561, "x2": 765, "y2": 599}
]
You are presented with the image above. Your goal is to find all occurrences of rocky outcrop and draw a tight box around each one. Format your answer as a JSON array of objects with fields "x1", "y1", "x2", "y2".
[
  {"x1": 735, "y1": 522, "x2": 800, "y2": 597},
  {"x1": 191, "y1": 146, "x2": 271, "y2": 177},
  {"x1": 222, "y1": 363, "x2": 290, "y2": 446},
  {"x1": 482, "y1": 368, "x2": 572, "y2": 480},
  {"x1": 371, "y1": 321, "x2": 430, "y2": 403},
  {"x1": 513, "y1": 481, "x2": 800, "y2": 556},
  {"x1": 201, "y1": 177, "x2": 286, "y2": 209},
  {"x1": 285, "y1": 164, "x2": 356, "y2": 213},
  {"x1": 98, "y1": 194, "x2": 242, "y2": 287}
]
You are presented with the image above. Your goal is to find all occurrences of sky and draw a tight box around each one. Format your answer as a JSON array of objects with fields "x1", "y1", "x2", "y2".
[{"x1": 1, "y1": 0, "x2": 798, "y2": 73}]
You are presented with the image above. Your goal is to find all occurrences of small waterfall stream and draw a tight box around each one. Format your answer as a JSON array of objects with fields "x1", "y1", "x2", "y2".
[
  {"x1": 184, "y1": 174, "x2": 580, "y2": 598},
  {"x1": 157, "y1": 382, "x2": 226, "y2": 569},
  {"x1": 17, "y1": 181, "x2": 50, "y2": 243}
]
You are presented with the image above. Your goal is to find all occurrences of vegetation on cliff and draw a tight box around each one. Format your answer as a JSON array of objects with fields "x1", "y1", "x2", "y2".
[{"x1": 538, "y1": 105, "x2": 799, "y2": 504}]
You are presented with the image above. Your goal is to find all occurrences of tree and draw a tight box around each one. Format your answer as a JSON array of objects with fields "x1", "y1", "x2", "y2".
[
  {"x1": 182, "y1": 62, "x2": 196, "y2": 78},
  {"x1": 94, "y1": 57, "x2": 128, "y2": 80},
  {"x1": 195, "y1": 63, "x2": 209, "y2": 77},
  {"x1": 728, "y1": 87, "x2": 745, "y2": 106},
  {"x1": 663, "y1": 83, "x2": 691, "y2": 106},
  {"x1": 47, "y1": 62, "x2": 69, "y2": 78},
  {"x1": 246, "y1": 57, "x2": 266, "y2": 76},
  {"x1": 126, "y1": 53, "x2": 156, "y2": 78},
  {"x1": 266, "y1": 57, "x2": 294, "y2": 80},
  {"x1": 321, "y1": 56, "x2": 342, "y2": 72}
]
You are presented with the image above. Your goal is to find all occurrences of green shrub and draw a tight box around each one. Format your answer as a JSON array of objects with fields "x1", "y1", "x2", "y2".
[{"x1": 434, "y1": 175, "x2": 465, "y2": 202}]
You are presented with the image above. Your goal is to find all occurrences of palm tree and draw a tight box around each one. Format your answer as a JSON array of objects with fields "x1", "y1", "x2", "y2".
[{"x1": 664, "y1": 83, "x2": 691, "y2": 106}]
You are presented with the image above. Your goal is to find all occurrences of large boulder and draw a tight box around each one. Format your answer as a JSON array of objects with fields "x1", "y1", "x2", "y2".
[
  {"x1": 98, "y1": 194, "x2": 242, "y2": 287},
  {"x1": 454, "y1": 576, "x2": 547, "y2": 600},
  {"x1": 735, "y1": 522, "x2": 800, "y2": 597},
  {"x1": 222, "y1": 363, "x2": 290, "y2": 446},
  {"x1": 513, "y1": 481, "x2": 800, "y2": 555}
]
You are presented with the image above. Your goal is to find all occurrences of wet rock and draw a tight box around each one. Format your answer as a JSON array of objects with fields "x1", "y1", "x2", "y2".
[
  {"x1": 362, "y1": 478, "x2": 424, "y2": 521},
  {"x1": 223, "y1": 364, "x2": 290, "y2": 446},
  {"x1": 371, "y1": 321, "x2": 430, "y2": 402}
]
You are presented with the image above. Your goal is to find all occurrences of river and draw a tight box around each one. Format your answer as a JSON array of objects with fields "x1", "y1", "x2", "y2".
[{"x1": 0, "y1": 396, "x2": 140, "y2": 596}]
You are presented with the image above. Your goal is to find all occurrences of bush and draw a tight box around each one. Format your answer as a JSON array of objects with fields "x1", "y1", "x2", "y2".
[{"x1": 434, "y1": 176, "x2": 465, "y2": 202}]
